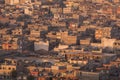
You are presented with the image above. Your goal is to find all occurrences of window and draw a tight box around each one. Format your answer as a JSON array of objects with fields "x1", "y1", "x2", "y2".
[
  {"x1": 12, "y1": 68, "x2": 15, "y2": 70},
  {"x1": 3, "y1": 67, "x2": 6, "y2": 70},
  {"x1": 8, "y1": 67, "x2": 11, "y2": 70},
  {"x1": 9, "y1": 46, "x2": 11, "y2": 48}
]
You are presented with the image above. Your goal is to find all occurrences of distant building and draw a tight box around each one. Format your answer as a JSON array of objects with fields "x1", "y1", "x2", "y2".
[
  {"x1": 54, "y1": 44, "x2": 68, "y2": 51},
  {"x1": 5, "y1": 0, "x2": 19, "y2": 5},
  {"x1": 63, "y1": 7, "x2": 72, "y2": 14},
  {"x1": 34, "y1": 41, "x2": 49, "y2": 51},
  {"x1": 101, "y1": 38, "x2": 116, "y2": 50},
  {"x1": 113, "y1": 40, "x2": 120, "y2": 54},
  {"x1": 2, "y1": 43, "x2": 18, "y2": 50},
  {"x1": 92, "y1": 0, "x2": 104, "y2": 3},
  {"x1": 47, "y1": 31, "x2": 77, "y2": 45},
  {"x1": 80, "y1": 38, "x2": 91, "y2": 45},
  {"x1": 5, "y1": 0, "x2": 31, "y2": 5},
  {"x1": 79, "y1": 71, "x2": 100, "y2": 80},
  {"x1": 0, "y1": 58, "x2": 17, "y2": 76},
  {"x1": 24, "y1": 8, "x2": 33, "y2": 15},
  {"x1": 30, "y1": 29, "x2": 41, "y2": 38},
  {"x1": 12, "y1": 28, "x2": 23, "y2": 36},
  {"x1": 95, "y1": 27, "x2": 112, "y2": 40}
]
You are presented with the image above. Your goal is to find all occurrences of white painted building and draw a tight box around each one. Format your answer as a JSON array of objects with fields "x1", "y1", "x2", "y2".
[
  {"x1": 54, "y1": 44, "x2": 68, "y2": 51},
  {"x1": 34, "y1": 41, "x2": 49, "y2": 51},
  {"x1": 24, "y1": 8, "x2": 33, "y2": 15},
  {"x1": 101, "y1": 38, "x2": 116, "y2": 49},
  {"x1": 5, "y1": 0, "x2": 31, "y2": 5}
]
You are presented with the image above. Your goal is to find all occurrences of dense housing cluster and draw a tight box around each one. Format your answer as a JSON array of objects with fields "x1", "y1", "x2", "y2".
[{"x1": 0, "y1": 0, "x2": 120, "y2": 80}]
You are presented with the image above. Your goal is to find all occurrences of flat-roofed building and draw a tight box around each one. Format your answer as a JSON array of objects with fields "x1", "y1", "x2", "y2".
[
  {"x1": 5, "y1": 0, "x2": 31, "y2": 5},
  {"x1": 34, "y1": 40, "x2": 49, "y2": 51},
  {"x1": 95, "y1": 27, "x2": 112, "y2": 40}
]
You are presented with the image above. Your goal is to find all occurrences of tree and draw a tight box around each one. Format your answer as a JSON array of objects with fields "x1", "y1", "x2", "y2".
[
  {"x1": 11, "y1": 70, "x2": 17, "y2": 79},
  {"x1": 27, "y1": 75, "x2": 34, "y2": 80}
]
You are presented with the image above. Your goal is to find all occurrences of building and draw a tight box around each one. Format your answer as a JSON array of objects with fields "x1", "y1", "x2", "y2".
[
  {"x1": 24, "y1": 7, "x2": 33, "y2": 15},
  {"x1": 101, "y1": 38, "x2": 116, "y2": 49},
  {"x1": 95, "y1": 27, "x2": 112, "y2": 40},
  {"x1": 12, "y1": 28, "x2": 23, "y2": 36},
  {"x1": 113, "y1": 40, "x2": 120, "y2": 54},
  {"x1": 2, "y1": 43, "x2": 18, "y2": 50},
  {"x1": 54, "y1": 44, "x2": 68, "y2": 51},
  {"x1": 5, "y1": 0, "x2": 31, "y2": 5},
  {"x1": 34, "y1": 40, "x2": 49, "y2": 51},
  {"x1": 79, "y1": 71, "x2": 100, "y2": 80},
  {"x1": 30, "y1": 30, "x2": 41, "y2": 38},
  {"x1": 0, "y1": 58, "x2": 17, "y2": 77},
  {"x1": 5, "y1": 0, "x2": 19, "y2": 5},
  {"x1": 80, "y1": 38, "x2": 91, "y2": 45},
  {"x1": 63, "y1": 7, "x2": 72, "y2": 14},
  {"x1": 47, "y1": 31, "x2": 77, "y2": 45},
  {"x1": 92, "y1": 0, "x2": 104, "y2": 3}
]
